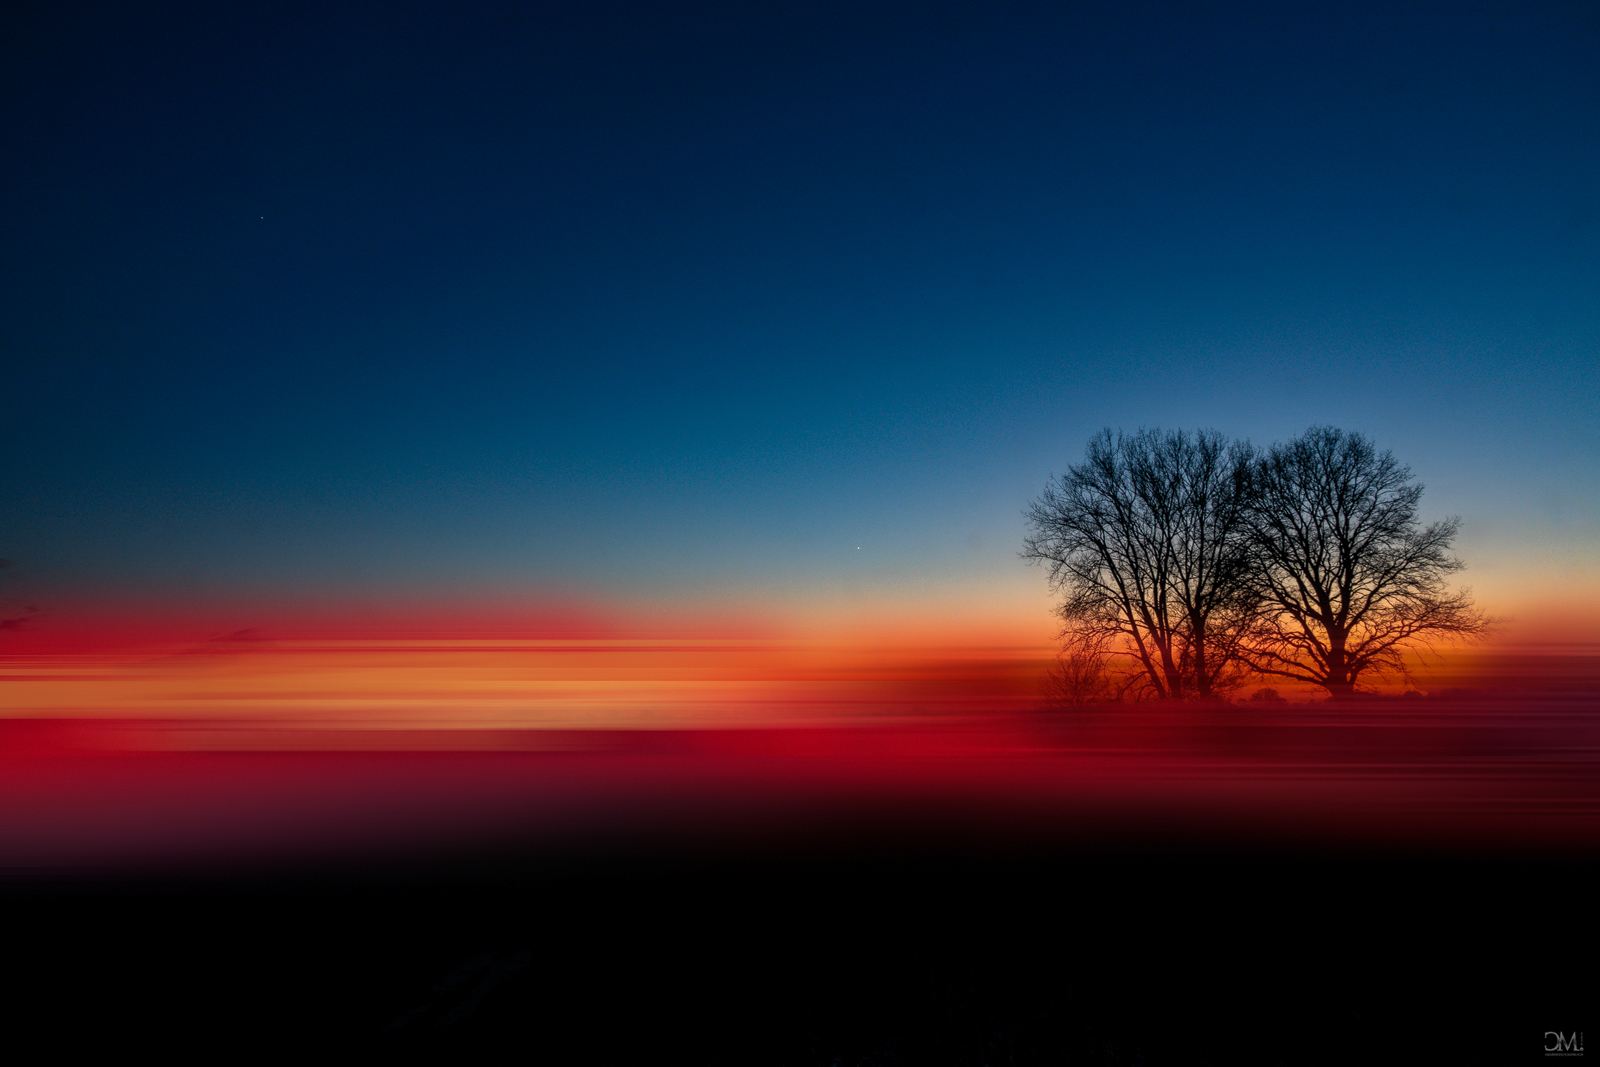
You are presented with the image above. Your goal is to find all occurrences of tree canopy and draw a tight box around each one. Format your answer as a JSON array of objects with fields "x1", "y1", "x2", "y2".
[
  {"x1": 1024, "y1": 426, "x2": 1489, "y2": 703},
  {"x1": 1021, "y1": 428, "x2": 1256, "y2": 701},
  {"x1": 1236, "y1": 426, "x2": 1489, "y2": 699}
]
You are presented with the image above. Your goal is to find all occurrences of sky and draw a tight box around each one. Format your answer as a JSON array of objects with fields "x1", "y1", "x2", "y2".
[{"x1": 3, "y1": 0, "x2": 1597, "y2": 648}]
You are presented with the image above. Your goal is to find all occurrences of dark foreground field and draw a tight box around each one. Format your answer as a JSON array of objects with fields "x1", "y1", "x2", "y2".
[{"x1": 0, "y1": 698, "x2": 1594, "y2": 1063}]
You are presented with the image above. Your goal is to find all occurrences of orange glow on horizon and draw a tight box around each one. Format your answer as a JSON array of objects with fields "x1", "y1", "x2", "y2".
[
  {"x1": 0, "y1": 594, "x2": 1592, "y2": 746},
  {"x1": 0, "y1": 595, "x2": 1058, "y2": 739}
]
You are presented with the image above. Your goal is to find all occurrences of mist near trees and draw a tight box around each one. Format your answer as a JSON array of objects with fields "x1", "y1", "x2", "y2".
[{"x1": 1023, "y1": 427, "x2": 1490, "y2": 704}]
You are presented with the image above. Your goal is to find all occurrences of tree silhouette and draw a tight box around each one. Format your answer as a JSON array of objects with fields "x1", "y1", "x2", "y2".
[
  {"x1": 1022, "y1": 429, "x2": 1256, "y2": 701},
  {"x1": 1237, "y1": 427, "x2": 1490, "y2": 699},
  {"x1": 1041, "y1": 633, "x2": 1114, "y2": 709}
]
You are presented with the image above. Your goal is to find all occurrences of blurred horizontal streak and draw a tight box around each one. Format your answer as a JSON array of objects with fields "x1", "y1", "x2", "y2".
[
  {"x1": 0, "y1": 620, "x2": 1596, "y2": 872},
  {"x1": 0, "y1": 636, "x2": 1053, "y2": 729},
  {"x1": 0, "y1": 690, "x2": 1595, "y2": 872}
]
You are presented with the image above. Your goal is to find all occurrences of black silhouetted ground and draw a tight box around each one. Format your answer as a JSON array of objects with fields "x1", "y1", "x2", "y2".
[{"x1": 3, "y1": 835, "x2": 1591, "y2": 1062}]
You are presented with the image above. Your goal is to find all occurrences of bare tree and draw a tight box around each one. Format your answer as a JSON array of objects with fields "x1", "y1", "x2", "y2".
[
  {"x1": 1238, "y1": 427, "x2": 1490, "y2": 699},
  {"x1": 1040, "y1": 632, "x2": 1114, "y2": 709},
  {"x1": 1022, "y1": 429, "x2": 1256, "y2": 702}
]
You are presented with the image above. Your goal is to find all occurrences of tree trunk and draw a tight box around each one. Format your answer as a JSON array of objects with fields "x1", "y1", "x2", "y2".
[{"x1": 1324, "y1": 627, "x2": 1353, "y2": 700}]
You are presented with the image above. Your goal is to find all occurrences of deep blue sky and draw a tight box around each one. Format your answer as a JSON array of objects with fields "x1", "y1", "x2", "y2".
[{"x1": 3, "y1": 1, "x2": 1596, "y2": 634}]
